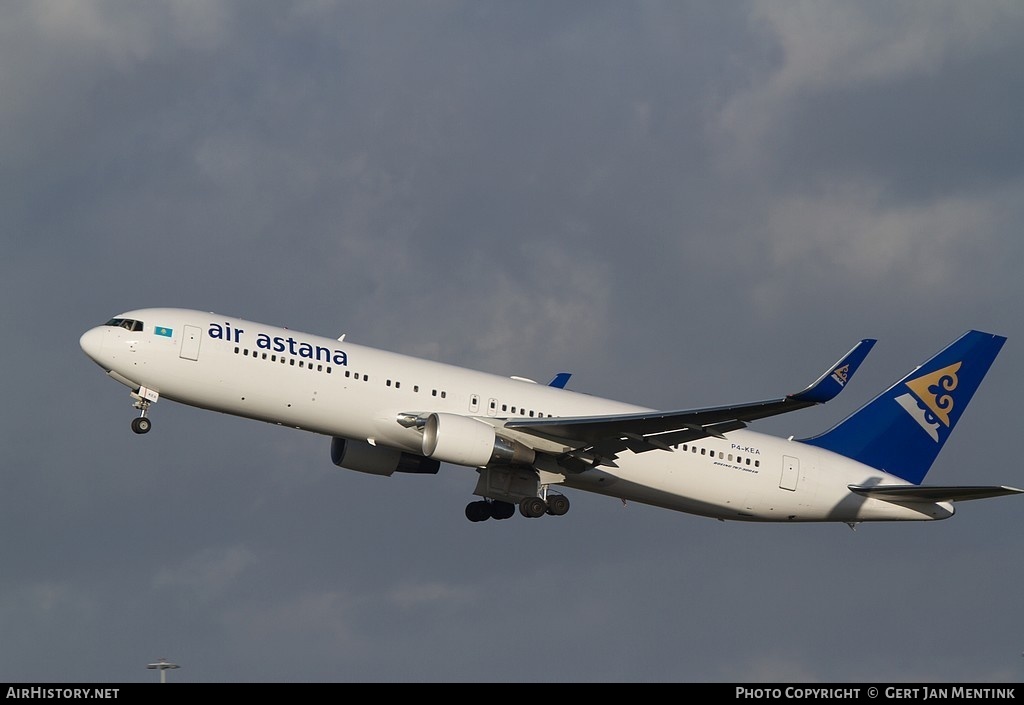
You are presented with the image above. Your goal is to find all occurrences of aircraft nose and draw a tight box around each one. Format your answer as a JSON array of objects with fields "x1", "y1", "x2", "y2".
[{"x1": 79, "y1": 327, "x2": 105, "y2": 363}]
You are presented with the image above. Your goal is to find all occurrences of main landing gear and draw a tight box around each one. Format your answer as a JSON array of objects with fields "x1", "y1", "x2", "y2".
[
  {"x1": 465, "y1": 500, "x2": 515, "y2": 522},
  {"x1": 464, "y1": 492, "x2": 570, "y2": 522}
]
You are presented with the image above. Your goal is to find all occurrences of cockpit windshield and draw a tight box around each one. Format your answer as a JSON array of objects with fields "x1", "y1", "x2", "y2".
[{"x1": 105, "y1": 318, "x2": 144, "y2": 332}]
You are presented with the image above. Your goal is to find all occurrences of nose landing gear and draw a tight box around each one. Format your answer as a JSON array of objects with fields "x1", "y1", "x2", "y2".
[{"x1": 129, "y1": 387, "x2": 159, "y2": 434}]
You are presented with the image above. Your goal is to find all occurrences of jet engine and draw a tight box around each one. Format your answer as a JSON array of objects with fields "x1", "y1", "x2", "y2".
[
  {"x1": 331, "y1": 437, "x2": 439, "y2": 476},
  {"x1": 422, "y1": 412, "x2": 535, "y2": 468}
]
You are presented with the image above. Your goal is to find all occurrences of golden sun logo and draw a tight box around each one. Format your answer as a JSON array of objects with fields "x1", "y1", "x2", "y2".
[
  {"x1": 894, "y1": 361, "x2": 962, "y2": 442},
  {"x1": 830, "y1": 364, "x2": 850, "y2": 386}
]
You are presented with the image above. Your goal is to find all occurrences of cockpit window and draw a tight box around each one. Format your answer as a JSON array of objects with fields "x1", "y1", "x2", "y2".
[{"x1": 104, "y1": 318, "x2": 144, "y2": 332}]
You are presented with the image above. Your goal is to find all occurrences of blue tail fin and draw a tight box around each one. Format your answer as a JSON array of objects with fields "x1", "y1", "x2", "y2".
[{"x1": 799, "y1": 330, "x2": 1006, "y2": 484}]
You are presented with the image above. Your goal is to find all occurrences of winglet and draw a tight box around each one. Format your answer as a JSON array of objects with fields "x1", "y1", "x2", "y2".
[
  {"x1": 788, "y1": 339, "x2": 877, "y2": 404},
  {"x1": 548, "y1": 372, "x2": 572, "y2": 389}
]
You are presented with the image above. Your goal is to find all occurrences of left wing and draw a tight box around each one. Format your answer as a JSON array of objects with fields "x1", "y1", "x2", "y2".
[{"x1": 501, "y1": 338, "x2": 876, "y2": 468}]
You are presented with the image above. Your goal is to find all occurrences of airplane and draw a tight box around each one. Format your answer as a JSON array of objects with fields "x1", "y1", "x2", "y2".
[{"x1": 80, "y1": 308, "x2": 1022, "y2": 525}]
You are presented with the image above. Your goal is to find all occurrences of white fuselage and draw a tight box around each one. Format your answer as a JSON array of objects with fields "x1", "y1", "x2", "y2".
[{"x1": 80, "y1": 308, "x2": 953, "y2": 523}]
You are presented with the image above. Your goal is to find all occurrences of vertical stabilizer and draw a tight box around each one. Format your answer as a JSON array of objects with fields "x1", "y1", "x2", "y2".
[{"x1": 799, "y1": 331, "x2": 1005, "y2": 484}]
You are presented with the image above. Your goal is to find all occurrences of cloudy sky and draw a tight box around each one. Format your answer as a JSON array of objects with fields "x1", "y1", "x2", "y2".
[{"x1": 3, "y1": 0, "x2": 1023, "y2": 683}]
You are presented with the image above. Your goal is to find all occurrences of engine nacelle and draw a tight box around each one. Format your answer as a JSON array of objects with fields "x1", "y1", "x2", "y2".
[
  {"x1": 422, "y1": 413, "x2": 536, "y2": 468},
  {"x1": 331, "y1": 437, "x2": 439, "y2": 476}
]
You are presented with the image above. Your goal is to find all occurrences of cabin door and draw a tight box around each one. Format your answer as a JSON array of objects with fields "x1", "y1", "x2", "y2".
[{"x1": 180, "y1": 325, "x2": 202, "y2": 361}]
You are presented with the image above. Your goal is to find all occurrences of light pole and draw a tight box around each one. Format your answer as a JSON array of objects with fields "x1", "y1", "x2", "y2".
[{"x1": 146, "y1": 658, "x2": 180, "y2": 683}]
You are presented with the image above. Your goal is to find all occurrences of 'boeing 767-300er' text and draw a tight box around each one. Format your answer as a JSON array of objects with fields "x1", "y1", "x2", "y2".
[{"x1": 80, "y1": 309, "x2": 1022, "y2": 525}]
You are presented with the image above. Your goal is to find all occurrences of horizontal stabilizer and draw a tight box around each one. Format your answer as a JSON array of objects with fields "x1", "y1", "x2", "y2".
[{"x1": 849, "y1": 484, "x2": 1024, "y2": 503}]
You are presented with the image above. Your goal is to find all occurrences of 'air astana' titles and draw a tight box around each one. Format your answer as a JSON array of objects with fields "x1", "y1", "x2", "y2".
[{"x1": 207, "y1": 322, "x2": 349, "y2": 366}]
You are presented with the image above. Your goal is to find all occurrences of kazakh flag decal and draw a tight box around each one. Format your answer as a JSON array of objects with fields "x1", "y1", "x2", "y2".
[{"x1": 155, "y1": 326, "x2": 173, "y2": 337}]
